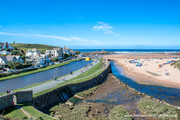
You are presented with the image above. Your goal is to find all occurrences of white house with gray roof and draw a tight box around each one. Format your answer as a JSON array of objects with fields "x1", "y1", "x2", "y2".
[{"x1": 0, "y1": 56, "x2": 23, "y2": 65}]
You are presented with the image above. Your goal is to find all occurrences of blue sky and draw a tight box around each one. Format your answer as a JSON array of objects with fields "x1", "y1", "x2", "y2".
[{"x1": 0, "y1": 0, "x2": 180, "y2": 49}]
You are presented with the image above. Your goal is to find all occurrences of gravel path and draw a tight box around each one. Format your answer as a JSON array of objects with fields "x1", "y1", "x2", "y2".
[{"x1": 23, "y1": 60, "x2": 99, "y2": 94}]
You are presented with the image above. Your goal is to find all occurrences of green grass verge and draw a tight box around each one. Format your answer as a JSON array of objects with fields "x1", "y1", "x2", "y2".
[
  {"x1": 0, "y1": 59, "x2": 77, "y2": 81},
  {"x1": 3, "y1": 105, "x2": 27, "y2": 119},
  {"x1": 33, "y1": 59, "x2": 106, "y2": 97},
  {"x1": 109, "y1": 105, "x2": 132, "y2": 120},
  {"x1": 76, "y1": 85, "x2": 100, "y2": 98},
  {"x1": 2, "y1": 103, "x2": 55, "y2": 120},
  {"x1": 138, "y1": 97, "x2": 180, "y2": 119},
  {"x1": 21, "y1": 102, "x2": 55, "y2": 120}
]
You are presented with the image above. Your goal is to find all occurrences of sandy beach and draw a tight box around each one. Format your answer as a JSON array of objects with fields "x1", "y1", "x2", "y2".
[{"x1": 105, "y1": 53, "x2": 180, "y2": 89}]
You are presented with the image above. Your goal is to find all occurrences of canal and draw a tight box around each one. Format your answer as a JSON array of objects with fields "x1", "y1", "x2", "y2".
[
  {"x1": 111, "y1": 62, "x2": 180, "y2": 106},
  {"x1": 0, "y1": 60, "x2": 92, "y2": 93}
]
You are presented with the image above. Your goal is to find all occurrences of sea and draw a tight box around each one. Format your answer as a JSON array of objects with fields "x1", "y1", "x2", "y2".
[{"x1": 74, "y1": 49, "x2": 180, "y2": 53}]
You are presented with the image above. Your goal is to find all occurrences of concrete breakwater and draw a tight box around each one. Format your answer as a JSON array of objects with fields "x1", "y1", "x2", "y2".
[{"x1": 32, "y1": 63, "x2": 111, "y2": 112}]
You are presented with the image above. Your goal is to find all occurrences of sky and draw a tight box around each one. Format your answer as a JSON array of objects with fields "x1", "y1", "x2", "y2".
[{"x1": 0, "y1": 0, "x2": 180, "y2": 49}]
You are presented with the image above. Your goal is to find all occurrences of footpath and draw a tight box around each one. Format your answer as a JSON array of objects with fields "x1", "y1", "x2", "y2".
[{"x1": 24, "y1": 60, "x2": 99, "y2": 94}]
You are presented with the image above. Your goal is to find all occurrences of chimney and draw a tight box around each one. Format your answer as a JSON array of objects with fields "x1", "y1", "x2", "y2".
[
  {"x1": 13, "y1": 41, "x2": 15, "y2": 44},
  {"x1": 6, "y1": 42, "x2": 8, "y2": 48}
]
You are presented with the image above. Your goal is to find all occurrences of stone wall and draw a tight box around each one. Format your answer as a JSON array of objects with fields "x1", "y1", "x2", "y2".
[
  {"x1": 0, "y1": 94, "x2": 13, "y2": 111},
  {"x1": 32, "y1": 63, "x2": 111, "y2": 112},
  {"x1": 16, "y1": 90, "x2": 33, "y2": 104},
  {"x1": 70, "y1": 64, "x2": 111, "y2": 94},
  {"x1": 0, "y1": 90, "x2": 33, "y2": 111}
]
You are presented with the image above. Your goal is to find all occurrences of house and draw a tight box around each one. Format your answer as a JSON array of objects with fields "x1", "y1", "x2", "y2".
[
  {"x1": 0, "y1": 55, "x2": 23, "y2": 65},
  {"x1": 0, "y1": 56, "x2": 17, "y2": 65},
  {"x1": 78, "y1": 53, "x2": 85, "y2": 58},
  {"x1": 0, "y1": 56, "x2": 7, "y2": 65},
  {"x1": 26, "y1": 48, "x2": 41, "y2": 57},
  {"x1": 69, "y1": 49, "x2": 75, "y2": 55},
  {"x1": 63, "y1": 46, "x2": 70, "y2": 55},
  {"x1": 45, "y1": 47, "x2": 64, "y2": 59},
  {"x1": 0, "y1": 50, "x2": 10, "y2": 55},
  {"x1": 26, "y1": 54, "x2": 50, "y2": 65},
  {"x1": 0, "y1": 42, "x2": 14, "y2": 51},
  {"x1": 14, "y1": 56, "x2": 23, "y2": 64}
]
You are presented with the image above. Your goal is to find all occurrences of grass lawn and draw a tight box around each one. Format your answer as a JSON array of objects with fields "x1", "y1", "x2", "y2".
[
  {"x1": 3, "y1": 105, "x2": 27, "y2": 119},
  {"x1": 21, "y1": 102, "x2": 55, "y2": 120},
  {"x1": 138, "y1": 97, "x2": 180, "y2": 119},
  {"x1": 0, "y1": 59, "x2": 77, "y2": 81},
  {"x1": 49, "y1": 103, "x2": 89, "y2": 120},
  {"x1": 109, "y1": 105, "x2": 132, "y2": 120}
]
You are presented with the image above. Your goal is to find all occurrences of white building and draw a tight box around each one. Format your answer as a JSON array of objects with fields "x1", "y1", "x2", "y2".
[
  {"x1": 45, "y1": 47, "x2": 63, "y2": 59},
  {"x1": 26, "y1": 54, "x2": 50, "y2": 65},
  {"x1": 63, "y1": 46, "x2": 70, "y2": 55},
  {"x1": 14, "y1": 56, "x2": 23, "y2": 64},
  {"x1": 0, "y1": 50, "x2": 10, "y2": 55},
  {"x1": 26, "y1": 48, "x2": 41, "y2": 57}
]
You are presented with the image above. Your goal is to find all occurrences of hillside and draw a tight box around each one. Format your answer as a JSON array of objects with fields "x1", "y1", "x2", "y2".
[{"x1": 10, "y1": 43, "x2": 57, "y2": 53}]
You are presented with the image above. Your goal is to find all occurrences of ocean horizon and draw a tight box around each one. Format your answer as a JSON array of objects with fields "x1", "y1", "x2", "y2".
[{"x1": 74, "y1": 49, "x2": 180, "y2": 53}]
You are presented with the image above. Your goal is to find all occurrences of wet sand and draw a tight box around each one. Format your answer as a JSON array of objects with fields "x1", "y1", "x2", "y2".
[
  {"x1": 84, "y1": 74, "x2": 152, "y2": 120},
  {"x1": 105, "y1": 53, "x2": 180, "y2": 89}
]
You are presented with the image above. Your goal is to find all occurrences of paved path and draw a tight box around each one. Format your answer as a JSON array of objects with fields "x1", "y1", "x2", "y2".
[{"x1": 24, "y1": 60, "x2": 99, "y2": 94}]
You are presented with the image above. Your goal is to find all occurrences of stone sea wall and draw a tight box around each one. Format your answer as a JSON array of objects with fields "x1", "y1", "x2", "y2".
[
  {"x1": 0, "y1": 90, "x2": 32, "y2": 111},
  {"x1": 32, "y1": 63, "x2": 111, "y2": 111}
]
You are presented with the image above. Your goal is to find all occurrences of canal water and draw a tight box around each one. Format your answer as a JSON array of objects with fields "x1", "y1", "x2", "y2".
[
  {"x1": 111, "y1": 62, "x2": 180, "y2": 106},
  {"x1": 0, "y1": 60, "x2": 92, "y2": 93}
]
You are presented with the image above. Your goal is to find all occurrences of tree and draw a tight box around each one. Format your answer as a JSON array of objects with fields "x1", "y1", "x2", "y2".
[
  {"x1": 75, "y1": 50, "x2": 80, "y2": 55},
  {"x1": 64, "y1": 53, "x2": 70, "y2": 59},
  {"x1": 11, "y1": 50, "x2": 20, "y2": 55},
  {"x1": 21, "y1": 55, "x2": 26, "y2": 63},
  {"x1": 51, "y1": 57, "x2": 59, "y2": 62},
  {"x1": 7, "y1": 62, "x2": 23, "y2": 69}
]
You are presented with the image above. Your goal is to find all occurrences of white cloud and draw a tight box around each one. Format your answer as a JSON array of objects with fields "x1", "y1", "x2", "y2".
[
  {"x1": 93, "y1": 22, "x2": 113, "y2": 34},
  {"x1": 93, "y1": 22, "x2": 121, "y2": 37},
  {"x1": 0, "y1": 32, "x2": 72, "y2": 41},
  {"x1": 0, "y1": 31, "x2": 102, "y2": 45}
]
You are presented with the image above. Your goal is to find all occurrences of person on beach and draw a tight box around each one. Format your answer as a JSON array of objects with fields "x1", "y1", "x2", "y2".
[
  {"x1": 62, "y1": 77, "x2": 65, "y2": 81},
  {"x1": 81, "y1": 69, "x2": 83, "y2": 73},
  {"x1": 70, "y1": 71, "x2": 73, "y2": 75}
]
